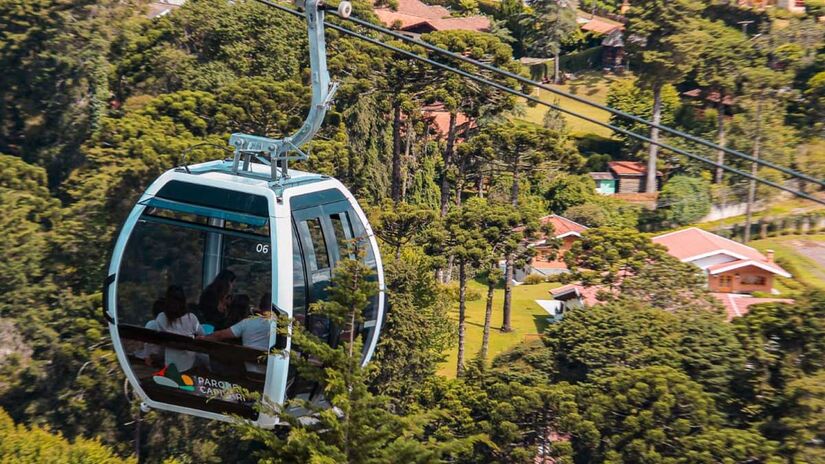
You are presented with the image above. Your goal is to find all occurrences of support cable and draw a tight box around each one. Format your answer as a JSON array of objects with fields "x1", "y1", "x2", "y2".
[
  {"x1": 328, "y1": 8, "x2": 825, "y2": 189},
  {"x1": 252, "y1": 0, "x2": 825, "y2": 205}
]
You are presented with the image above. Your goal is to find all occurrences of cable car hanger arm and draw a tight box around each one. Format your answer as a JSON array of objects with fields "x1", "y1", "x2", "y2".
[{"x1": 228, "y1": 0, "x2": 350, "y2": 183}]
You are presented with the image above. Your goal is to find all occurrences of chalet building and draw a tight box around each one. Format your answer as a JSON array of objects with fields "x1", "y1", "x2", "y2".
[
  {"x1": 515, "y1": 215, "x2": 588, "y2": 281},
  {"x1": 545, "y1": 227, "x2": 794, "y2": 321},
  {"x1": 652, "y1": 227, "x2": 791, "y2": 294},
  {"x1": 373, "y1": 0, "x2": 490, "y2": 36},
  {"x1": 589, "y1": 161, "x2": 661, "y2": 194}
]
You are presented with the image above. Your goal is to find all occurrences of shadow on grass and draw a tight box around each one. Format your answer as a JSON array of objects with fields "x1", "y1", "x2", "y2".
[{"x1": 533, "y1": 314, "x2": 551, "y2": 334}]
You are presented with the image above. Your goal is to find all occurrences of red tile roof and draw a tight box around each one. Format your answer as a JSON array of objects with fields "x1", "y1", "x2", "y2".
[
  {"x1": 421, "y1": 103, "x2": 474, "y2": 137},
  {"x1": 541, "y1": 214, "x2": 588, "y2": 238},
  {"x1": 577, "y1": 15, "x2": 623, "y2": 35},
  {"x1": 652, "y1": 228, "x2": 790, "y2": 277},
  {"x1": 711, "y1": 293, "x2": 793, "y2": 321},
  {"x1": 608, "y1": 160, "x2": 660, "y2": 176},
  {"x1": 374, "y1": 0, "x2": 490, "y2": 32}
]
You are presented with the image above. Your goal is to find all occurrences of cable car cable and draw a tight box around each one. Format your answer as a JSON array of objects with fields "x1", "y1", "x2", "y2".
[
  {"x1": 322, "y1": 6, "x2": 825, "y2": 189},
  {"x1": 250, "y1": 0, "x2": 825, "y2": 206}
]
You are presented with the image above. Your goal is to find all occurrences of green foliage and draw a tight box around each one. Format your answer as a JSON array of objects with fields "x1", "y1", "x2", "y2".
[
  {"x1": 732, "y1": 291, "x2": 825, "y2": 425},
  {"x1": 239, "y1": 258, "x2": 472, "y2": 463},
  {"x1": 0, "y1": 408, "x2": 132, "y2": 463},
  {"x1": 563, "y1": 195, "x2": 640, "y2": 229},
  {"x1": 523, "y1": 274, "x2": 546, "y2": 285},
  {"x1": 657, "y1": 175, "x2": 711, "y2": 226},
  {"x1": 605, "y1": 78, "x2": 681, "y2": 153},
  {"x1": 371, "y1": 249, "x2": 456, "y2": 401},
  {"x1": 576, "y1": 366, "x2": 780, "y2": 464},
  {"x1": 624, "y1": 0, "x2": 704, "y2": 86},
  {"x1": 520, "y1": 0, "x2": 578, "y2": 58},
  {"x1": 544, "y1": 174, "x2": 596, "y2": 214}
]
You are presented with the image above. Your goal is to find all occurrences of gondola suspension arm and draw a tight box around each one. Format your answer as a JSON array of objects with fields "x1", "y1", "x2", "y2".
[{"x1": 228, "y1": 0, "x2": 349, "y2": 184}]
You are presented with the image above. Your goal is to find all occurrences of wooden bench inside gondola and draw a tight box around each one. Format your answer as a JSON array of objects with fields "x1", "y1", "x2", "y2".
[{"x1": 118, "y1": 324, "x2": 268, "y2": 419}]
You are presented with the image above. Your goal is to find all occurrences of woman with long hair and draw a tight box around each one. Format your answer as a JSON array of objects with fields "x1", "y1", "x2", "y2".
[{"x1": 155, "y1": 285, "x2": 204, "y2": 372}]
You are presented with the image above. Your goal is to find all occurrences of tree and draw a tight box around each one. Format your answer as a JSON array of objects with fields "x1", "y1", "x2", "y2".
[
  {"x1": 370, "y1": 201, "x2": 438, "y2": 260},
  {"x1": 239, "y1": 257, "x2": 470, "y2": 463},
  {"x1": 521, "y1": 0, "x2": 578, "y2": 83},
  {"x1": 624, "y1": 0, "x2": 703, "y2": 192},
  {"x1": 780, "y1": 372, "x2": 825, "y2": 462},
  {"x1": 544, "y1": 174, "x2": 596, "y2": 214},
  {"x1": 563, "y1": 195, "x2": 640, "y2": 229},
  {"x1": 0, "y1": 408, "x2": 132, "y2": 464},
  {"x1": 732, "y1": 291, "x2": 825, "y2": 426},
  {"x1": 576, "y1": 366, "x2": 780, "y2": 464},
  {"x1": 371, "y1": 250, "x2": 456, "y2": 402},
  {"x1": 605, "y1": 78, "x2": 681, "y2": 156},
  {"x1": 657, "y1": 175, "x2": 711, "y2": 226},
  {"x1": 564, "y1": 227, "x2": 666, "y2": 287},
  {"x1": 476, "y1": 203, "x2": 546, "y2": 364},
  {"x1": 544, "y1": 302, "x2": 684, "y2": 383},
  {"x1": 480, "y1": 122, "x2": 581, "y2": 333},
  {"x1": 421, "y1": 30, "x2": 521, "y2": 215},
  {"x1": 691, "y1": 20, "x2": 752, "y2": 184},
  {"x1": 428, "y1": 198, "x2": 493, "y2": 376},
  {"x1": 728, "y1": 67, "x2": 797, "y2": 242}
]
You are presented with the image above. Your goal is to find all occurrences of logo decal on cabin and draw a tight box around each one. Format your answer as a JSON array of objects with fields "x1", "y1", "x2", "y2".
[{"x1": 152, "y1": 364, "x2": 195, "y2": 391}]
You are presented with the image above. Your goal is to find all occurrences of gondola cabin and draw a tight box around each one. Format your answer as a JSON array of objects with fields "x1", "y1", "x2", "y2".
[{"x1": 103, "y1": 159, "x2": 384, "y2": 427}]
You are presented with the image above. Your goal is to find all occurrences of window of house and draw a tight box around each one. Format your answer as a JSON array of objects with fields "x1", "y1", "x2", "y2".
[
  {"x1": 719, "y1": 275, "x2": 733, "y2": 287},
  {"x1": 741, "y1": 274, "x2": 767, "y2": 286}
]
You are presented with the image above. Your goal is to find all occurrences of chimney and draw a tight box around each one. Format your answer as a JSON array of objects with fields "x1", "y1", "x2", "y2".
[{"x1": 766, "y1": 249, "x2": 775, "y2": 263}]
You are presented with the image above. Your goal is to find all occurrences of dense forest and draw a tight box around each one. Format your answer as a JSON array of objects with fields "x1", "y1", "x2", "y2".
[{"x1": 1, "y1": 0, "x2": 824, "y2": 462}]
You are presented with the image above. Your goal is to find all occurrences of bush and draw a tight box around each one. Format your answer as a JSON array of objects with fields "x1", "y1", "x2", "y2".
[
  {"x1": 565, "y1": 196, "x2": 640, "y2": 229},
  {"x1": 524, "y1": 274, "x2": 547, "y2": 285},
  {"x1": 657, "y1": 176, "x2": 711, "y2": 226},
  {"x1": 545, "y1": 174, "x2": 596, "y2": 214},
  {"x1": 0, "y1": 408, "x2": 131, "y2": 463}
]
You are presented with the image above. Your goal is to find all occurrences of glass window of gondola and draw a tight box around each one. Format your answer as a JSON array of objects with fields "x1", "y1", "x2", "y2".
[{"x1": 115, "y1": 185, "x2": 272, "y2": 418}]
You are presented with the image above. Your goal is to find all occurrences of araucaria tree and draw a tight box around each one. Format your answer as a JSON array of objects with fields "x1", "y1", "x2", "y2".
[
  {"x1": 239, "y1": 256, "x2": 468, "y2": 462},
  {"x1": 480, "y1": 122, "x2": 581, "y2": 332},
  {"x1": 624, "y1": 0, "x2": 703, "y2": 192},
  {"x1": 521, "y1": 0, "x2": 578, "y2": 83}
]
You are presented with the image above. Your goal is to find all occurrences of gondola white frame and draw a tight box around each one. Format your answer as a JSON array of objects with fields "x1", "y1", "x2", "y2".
[{"x1": 104, "y1": 160, "x2": 385, "y2": 428}]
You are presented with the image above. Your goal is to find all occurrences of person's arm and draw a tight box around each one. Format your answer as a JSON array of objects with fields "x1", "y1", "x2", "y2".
[{"x1": 198, "y1": 328, "x2": 235, "y2": 341}]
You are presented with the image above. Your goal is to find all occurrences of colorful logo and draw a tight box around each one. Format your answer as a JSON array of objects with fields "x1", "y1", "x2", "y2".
[{"x1": 152, "y1": 363, "x2": 195, "y2": 392}]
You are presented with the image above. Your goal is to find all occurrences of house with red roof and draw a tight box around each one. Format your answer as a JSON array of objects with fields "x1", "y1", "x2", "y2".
[
  {"x1": 652, "y1": 227, "x2": 791, "y2": 294},
  {"x1": 589, "y1": 161, "x2": 662, "y2": 194},
  {"x1": 517, "y1": 215, "x2": 588, "y2": 281},
  {"x1": 373, "y1": 0, "x2": 490, "y2": 36}
]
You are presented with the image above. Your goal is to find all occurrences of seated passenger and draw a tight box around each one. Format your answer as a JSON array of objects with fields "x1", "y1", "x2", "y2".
[
  {"x1": 155, "y1": 285, "x2": 204, "y2": 372},
  {"x1": 225, "y1": 294, "x2": 253, "y2": 328},
  {"x1": 199, "y1": 296, "x2": 272, "y2": 374},
  {"x1": 197, "y1": 279, "x2": 231, "y2": 330},
  {"x1": 215, "y1": 269, "x2": 237, "y2": 291}
]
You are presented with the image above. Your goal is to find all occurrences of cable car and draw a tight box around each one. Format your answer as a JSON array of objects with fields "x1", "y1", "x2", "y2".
[{"x1": 102, "y1": 0, "x2": 382, "y2": 427}]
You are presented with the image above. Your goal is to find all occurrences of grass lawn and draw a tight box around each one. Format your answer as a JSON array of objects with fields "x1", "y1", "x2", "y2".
[
  {"x1": 438, "y1": 279, "x2": 562, "y2": 378},
  {"x1": 749, "y1": 234, "x2": 825, "y2": 293},
  {"x1": 516, "y1": 71, "x2": 628, "y2": 138}
]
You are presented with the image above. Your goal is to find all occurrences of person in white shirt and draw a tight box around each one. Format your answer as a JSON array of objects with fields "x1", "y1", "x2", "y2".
[
  {"x1": 199, "y1": 293, "x2": 272, "y2": 374},
  {"x1": 155, "y1": 285, "x2": 205, "y2": 372}
]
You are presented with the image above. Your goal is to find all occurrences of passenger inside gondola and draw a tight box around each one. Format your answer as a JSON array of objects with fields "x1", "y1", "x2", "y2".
[
  {"x1": 198, "y1": 278, "x2": 232, "y2": 330},
  {"x1": 199, "y1": 293, "x2": 272, "y2": 374},
  {"x1": 155, "y1": 285, "x2": 205, "y2": 372}
]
